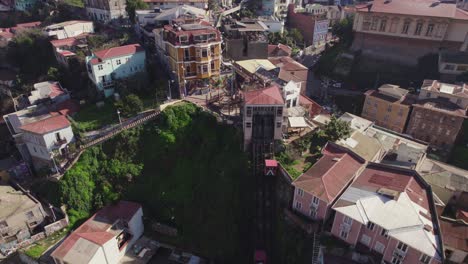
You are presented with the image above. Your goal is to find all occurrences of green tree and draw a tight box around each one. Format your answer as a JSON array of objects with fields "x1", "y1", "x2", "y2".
[
  {"x1": 6, "y1": 29, "x2": 54, "y2": 81},
  {"x1": 115, "y1": 94, "x2": 144, "y2": 117},
  {"x1": 288, "y1": 28, "x2": 304, "y2": 46},
  {"x1": 322, "y1": 115, "x2": 352, "y2": 142},
  {"x1": 332, "y1": 16, "x2": 354, "y2": 47},
  {"x1": 47, "y1": 67, "x2": 60, "y2": 80},
  {"x1": 126, "y1": 0, "x2": 148, "y2": 23}
]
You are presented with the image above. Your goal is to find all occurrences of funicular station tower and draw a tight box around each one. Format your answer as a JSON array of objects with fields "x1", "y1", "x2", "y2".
[{"x1": 243, "y1": 84, "x2": 285, "y2": 263}]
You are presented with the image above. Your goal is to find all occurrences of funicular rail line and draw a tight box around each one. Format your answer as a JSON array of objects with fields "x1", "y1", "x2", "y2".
[{"x1": 252, "y1": 139, "x2": 276, "y2": 263}]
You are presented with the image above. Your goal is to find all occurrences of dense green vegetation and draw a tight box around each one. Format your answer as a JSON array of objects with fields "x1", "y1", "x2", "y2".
[
  {"x1": 126, "y1": 0, "x2": 148, "y2": 23},
  {"x1": 277, "y1": 116, "x2": 351, "y2": 178},
  {"x1": 57, "y1": 103, "x2": 251, "y2": 262},
  {"x1": 72, "y1": 100, "x2": 120, "y2": 131},
  {"x1": 24, "y1": 230, "x2": 67, "y2": 259}
]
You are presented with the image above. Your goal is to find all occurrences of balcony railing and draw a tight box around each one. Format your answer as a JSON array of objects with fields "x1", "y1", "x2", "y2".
[
  {"x1": 103, "y1": 81, "x2": 114, "y2": 88},
  {"x1": 393, "y1": 249, "x2": 407, "y2": 259},
  {"x1": 54, "y1": 138, "x2": 67, "y2": 146}
]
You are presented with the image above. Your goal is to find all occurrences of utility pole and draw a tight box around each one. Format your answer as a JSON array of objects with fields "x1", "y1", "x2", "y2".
[{"x1": 117, "y1": 109, "x2": 122, "y2": 125}]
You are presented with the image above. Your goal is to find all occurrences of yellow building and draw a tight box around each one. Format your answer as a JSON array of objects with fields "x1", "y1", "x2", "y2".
[
  {"x1": 161, "y1": 22, "x2": 222, "y2": 96},
  {"x1": 361, "y1": 84, "x2": 414, "y2": 133}
]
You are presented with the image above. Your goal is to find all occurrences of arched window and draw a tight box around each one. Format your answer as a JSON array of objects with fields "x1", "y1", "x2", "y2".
[{"x1": 389, "y1": 17, "x2": 400, "y2": 33}]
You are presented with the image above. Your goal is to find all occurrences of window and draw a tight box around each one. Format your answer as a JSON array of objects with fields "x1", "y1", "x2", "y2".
[
  {"x1": 426, "y1": 23, "x2": 434, "y2": 36},
  {"x1": 362, "y1": 16, "x2": 371, "y2": 31},
  {"x1": 420, "y1": 254, "x2": 431, "y2": 264},
  {"x1": 246, "y1": 107, "x2": 252, "y2": 117},
  {"x1": 184, "y1": 49, "x2": 190, "y2": 59},
  {"x1": 389, "y1": 18, "x2": 399, "y2": 33},
  {"x1": 312, "y1": 196, "x2": 319, "y2": 205},
  {"x1": 396, "y1": 241, "x2": 408, "y2": 252},
  {"x1": 179, "y1": 35, "x2": 188, "y2": 44},
  {"x1": 379, "y1": 19, "x2": 387, "y2": 32},
  {"x1": 310, "y1": 209, "x2": 317, "y2": 218},
  {"x1": 380, "y1": 228, "x2": 388, "y2": 238},
  {"x1": 276, "y1": 122, "x2": 282, "y2": 128},
  {"x1": 456, "y1": 98, "x2": 462, "y2": 105},
  {"x1": 33, "y1": 147, "x2": 37, "y2": 153},
  {"x1": 98, "y1": 65, "x2": 103, "y2": 70},
  {"x1": 246, "y1": 122, "x2": 252, "y2": 128},
  {"x1": 277, "y1": 107, "x2": 283, "y2": 116},
  {"x1": 426, "y1": 92, "x2": 431, "y2": 98},
  {"x1": 344, "y1": 216, "x2": 352, "y2": 225},
  {"x1": 366, "y1": 221, "x2": 375, "y2": 231},
  {"x1": 201, "y1": 49, "x2": 208, "y2": 57},
  {"x1": 414, "y1": 22, "x2": 423, "y2": 35},
  {"x1": 391, "y1": 257, "x2": 402, "y2": 264},
  {"x1": 360, "y1": 234, "x2": 371, "y2": 246},
  {"x1": 374, "y1": 242, "x2": 385, "y2": 254},
  {"x1": 387, "y1": 105, "x2": 392, "y2": 112},
  {"x1": 443, "y1": 64, "x2": 455, "y2": 70},
  {"x1": 116, "y1": 59, "x2": 121, "y2": 65},
  {"x1": 402, "y1": 21, "x2": 410, "y2": 34},
  {"x1": 297, "y1": 188, "x2": 304, "y2": 197},
  {"x1": 340, "y1": 229, "x2": 349, "y2": 239},
  {"x1": 211, "y1": 61, "x2": 215, "y2": 72},
  {"x1": 370, "y1": 17, "x2": 379, "y2": 30},
  {"x1": 25, "y1": 211, "x2": 34, "y2": 219},
  {"x1": 295, "y1": 201, "x2": 302, "y2": 210}
]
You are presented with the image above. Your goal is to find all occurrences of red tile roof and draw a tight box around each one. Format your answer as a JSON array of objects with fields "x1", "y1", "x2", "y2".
[
  {"x1": 58, "y1": 50, "x2": 76, "y2": 57},
  {"x1": 265, "y1": 159, "x2": 278, "y2": 167},
  {"x1": 439, "y1": 219, "x2": 468, "y2": 252},
  {"x1": 269, "y1": 56, "x2": 308, "y2": 84},
  {"x1": 12, "y1": 21, "x2": 41, "y2": 31},
  {"x1": 52, "y1": 201, "x2": 141, "y2": 259},
  {"x1": 268, "y1": 44, "x2": 292, "y2": 57},
  {"x1": 244, "y1": 85, "x2": 285, "y2": 105},
  {"x1": 363, "y1": 0, "x2": 468, "y2": 20},
  {"x1": 93, "y1": 44, "x2": 144, "y2": 61},
  {"x1": 48, "y1": 82, "x2": 65, "y2": 98},
  {"x1": 352, "y1": 163, "x2": 430, "y2": 209},
  {"x1": 20, "y1": 114, "x2": 70, "y2": 134},
  {"x1": 53, "y1": 99, "x2": 80, "y2": 116},
  {"x1": 299, "y1": 94, "x2": 322, "y2": 117},
  {"x1": 0, "y1": 28, "x2": 13, "y2": 39},
  {"x1": 293, "y1": 143, "x2": 364, "y2": 203}
]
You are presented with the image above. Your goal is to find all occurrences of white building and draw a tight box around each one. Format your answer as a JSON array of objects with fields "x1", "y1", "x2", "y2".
[
  {"x1": 43, "y1": 21, "x2": 94, "y2": 40},
  {"x1": 144, "y1": 0, "x2": 208, "y2": 11},
  {"x1": 20, "y1": 114, "x2": 74, "y2": 170},
  {"x1": 419, "y1": 79, "x2": 468, "y2": 109},
  {"x1": 258, "y1": 16, "x2": 285, "y2": 33},
  {"x1": 86, "y1": 44, "x2": 146, "y2": 97},
  {"x1": 3, "y1": 103, "x2": 76, "y2": 171},
  {"x1": 243, "y1": 84, "x2": 285, "y2": 149},
  {"x1": 28, "y1": 81, "x2": 70, "y2": 105},
  {"x1": 51, "y1": 201, "x2": 144, "y2": 264},
  {"x1": 283, "y1": 80, "x2": 300, "y2": 108},
  {"x1": 84, "y1": 0, "x2": 127, "y2": 22}
]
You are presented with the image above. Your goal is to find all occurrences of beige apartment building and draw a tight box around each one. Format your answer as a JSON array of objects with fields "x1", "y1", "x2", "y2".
[{"x1": 361, "y1": 84, "x2": 414, "y2": 133}]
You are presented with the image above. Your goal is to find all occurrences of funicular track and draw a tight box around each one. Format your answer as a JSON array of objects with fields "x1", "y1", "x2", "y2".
[{"x1": 251, "y1": 113, "x2": 277, "y2": 263}]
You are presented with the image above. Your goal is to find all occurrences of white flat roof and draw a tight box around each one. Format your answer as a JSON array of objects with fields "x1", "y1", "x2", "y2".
[
  {"x1": 288, "y1": 117, "x2": 308, "y2": 128},
  {"x1": 335, "y1": 190, "x2": 440, "y2": 258}
]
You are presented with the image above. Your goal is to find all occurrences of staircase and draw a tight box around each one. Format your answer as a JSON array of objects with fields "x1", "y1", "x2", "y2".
[
  {"x1": 81, "y1": 109, "x2": 160, "y2": 149},
  {"x1": 311, "y1": 232, "x2": 321, "y2": 264}
]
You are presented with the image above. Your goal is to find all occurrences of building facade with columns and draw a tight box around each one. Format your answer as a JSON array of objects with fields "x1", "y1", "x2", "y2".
[{"x1": 351, "y1": 0, "x2": 468, "y2": 65}]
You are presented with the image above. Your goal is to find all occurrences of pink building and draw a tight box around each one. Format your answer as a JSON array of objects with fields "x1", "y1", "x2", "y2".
[
  {"x1": 331, "y1": 163, "x2": 444, "y2": 264},
  {"x1": 292, "y1": 143, "x2": 365, "y2": 222}
]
